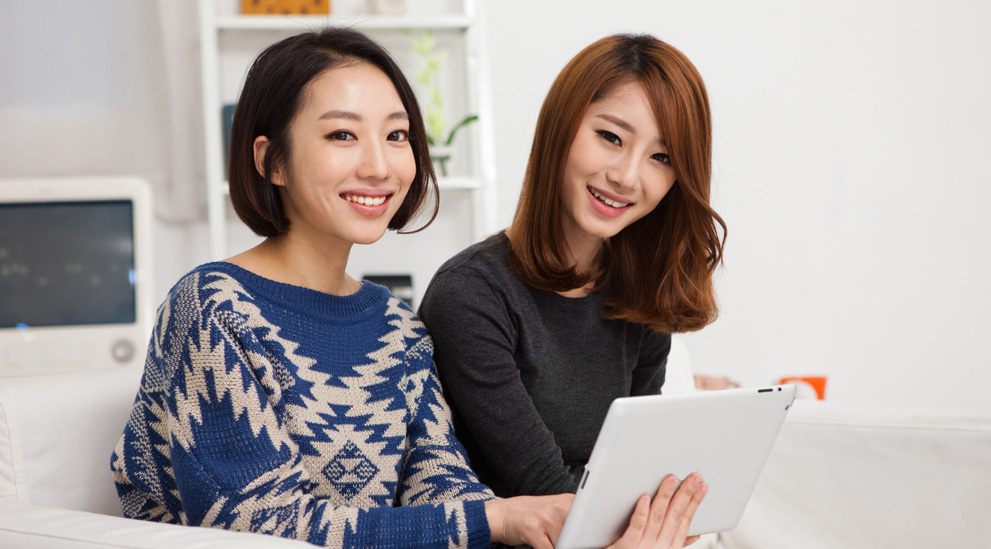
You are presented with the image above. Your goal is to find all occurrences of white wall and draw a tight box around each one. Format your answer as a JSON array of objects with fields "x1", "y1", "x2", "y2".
[{"x1": 481, "y1": 1, "x2": 991, "y2": 412}]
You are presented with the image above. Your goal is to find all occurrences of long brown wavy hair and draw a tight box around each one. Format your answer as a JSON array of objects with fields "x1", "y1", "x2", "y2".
[{"x1": 507, "y1": 34, "x2": 726, "y2": 333}]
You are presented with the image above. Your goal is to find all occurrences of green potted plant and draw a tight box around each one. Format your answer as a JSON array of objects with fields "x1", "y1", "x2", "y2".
[{"x1": 411, "y1": 30, "x2": 477, "y2": 176}]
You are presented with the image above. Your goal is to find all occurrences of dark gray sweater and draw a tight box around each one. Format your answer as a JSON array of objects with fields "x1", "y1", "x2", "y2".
[{"x1": 419, "y1": 233, "x2": 670, "y2": 497}]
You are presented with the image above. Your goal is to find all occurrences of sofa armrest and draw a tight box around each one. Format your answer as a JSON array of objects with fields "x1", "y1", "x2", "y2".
[
  {"x1": 0, "y1": 500, "x2": 314, "y2": 549},
  {"x1": 0, "y1": 368, "x2": 145, "y2": 514},
  {"x1": 717, "y1": 400, "x2": 991, "y2": 549}
]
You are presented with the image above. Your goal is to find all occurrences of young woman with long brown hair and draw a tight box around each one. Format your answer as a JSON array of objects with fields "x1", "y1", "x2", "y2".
[{"x1": 420, "y1": 33, "x2": 724, "y2": 544}]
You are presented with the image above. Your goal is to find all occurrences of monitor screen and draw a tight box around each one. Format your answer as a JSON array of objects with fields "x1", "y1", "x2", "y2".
[{"x1": 0, "y1": 200, "x2": 137, "y2": 328}]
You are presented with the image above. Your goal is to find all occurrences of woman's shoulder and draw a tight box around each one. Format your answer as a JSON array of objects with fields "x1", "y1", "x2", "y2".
[
  {"x1": 433, "y1": 232, "x2": 513, "y2": 285},
  {"x1": 421, "y1": 232, "x2": 539, "y2": 324},
  {"x1": 164, "y1": 262, "x2": 253, "y2": 301}
]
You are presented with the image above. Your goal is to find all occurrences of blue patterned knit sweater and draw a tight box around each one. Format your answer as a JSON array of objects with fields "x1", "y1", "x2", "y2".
[{"x1": 111, "y1": 262, "x2": 494, "y2": 548}]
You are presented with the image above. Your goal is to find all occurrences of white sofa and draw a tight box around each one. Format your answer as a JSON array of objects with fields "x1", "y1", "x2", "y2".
[
  {"x1": 2, "y1": 357, "x2": 990, "y2": 548},
  {"x1": 0, "y1": 367, "x2": 311, "y2": 548}
]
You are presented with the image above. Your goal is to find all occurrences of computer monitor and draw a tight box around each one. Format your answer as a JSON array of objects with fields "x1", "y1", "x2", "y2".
[{"x1": 0, "y1": 176, "x2": 154, "y2": 376}]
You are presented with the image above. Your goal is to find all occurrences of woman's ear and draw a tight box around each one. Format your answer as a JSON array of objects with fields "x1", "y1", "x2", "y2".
[{"x1": 253, "y1": 136, "x2": 285, "y2": 186}]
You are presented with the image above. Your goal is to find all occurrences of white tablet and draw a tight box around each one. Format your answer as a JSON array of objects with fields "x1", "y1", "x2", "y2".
[{"x1": 556, "y1": 385, "x2": 797, "y2": 549}]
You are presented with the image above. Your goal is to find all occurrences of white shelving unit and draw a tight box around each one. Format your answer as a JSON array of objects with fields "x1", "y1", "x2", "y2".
[{"x1": 197, "y1": 0, "x2": 497, "y2": 261}]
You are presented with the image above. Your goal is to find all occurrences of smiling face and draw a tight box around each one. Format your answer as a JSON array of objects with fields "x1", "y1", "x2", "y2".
[
  {"x1": 258, "y1": 62, "x2": 416, "y2": 249},
  {"x1": 560, "y1": 81, "x2": 677, "y2": 256}
]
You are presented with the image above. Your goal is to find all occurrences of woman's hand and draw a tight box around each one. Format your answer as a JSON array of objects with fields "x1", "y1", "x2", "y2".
[
  {"x1": 485, "y1": 493, "x2": 574, "y2": 549},
  {"x1": 607, "y1": 473, "x2": 708, "y2": 548}
]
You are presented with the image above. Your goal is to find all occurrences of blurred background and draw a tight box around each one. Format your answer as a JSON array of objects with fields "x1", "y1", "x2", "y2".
[{"x1": 2, "y1": 0, "x2": 989, "y2": 411}]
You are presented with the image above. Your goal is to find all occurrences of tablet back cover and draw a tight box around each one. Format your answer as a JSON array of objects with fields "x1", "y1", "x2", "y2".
[{"x1": 556, "y1": 385, "x2": 796, "y2": 549}]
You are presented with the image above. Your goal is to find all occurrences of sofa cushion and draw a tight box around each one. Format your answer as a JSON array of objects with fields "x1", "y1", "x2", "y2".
[
  {"x1": 0, "y1": 500, "x2": 313, "y2": 548},
  {"x1": 0, "y1": 367, "x2": 143, "y2": 516}
]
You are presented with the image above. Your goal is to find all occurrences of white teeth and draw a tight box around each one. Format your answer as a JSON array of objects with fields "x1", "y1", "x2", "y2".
[
  {"x1": 588, "y1": 187, "x2": 630, "y2": 208},
  {"x1": 345, "y1": 194, "x2": 386, "y2": 206}
]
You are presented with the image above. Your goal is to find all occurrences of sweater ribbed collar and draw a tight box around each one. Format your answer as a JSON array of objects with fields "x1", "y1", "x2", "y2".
[{"x1": 195, "y1": 261, "x2": 388, "y2": 318}]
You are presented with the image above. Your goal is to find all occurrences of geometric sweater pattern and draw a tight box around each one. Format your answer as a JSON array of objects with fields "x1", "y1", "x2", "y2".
[{"x1": 110, "y1": 262, "x2": 494, "y2": 548}]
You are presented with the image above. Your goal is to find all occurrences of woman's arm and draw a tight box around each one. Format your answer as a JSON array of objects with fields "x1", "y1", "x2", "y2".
[
  {"x1": 631, "y1": 328, "x2": 671, "y2": 396},
  {"x1": 397, "y1": 335, "x2": 494, "y2": 506},
  {"x1": 419, "y1": 266, "x2": 579, "y2": 496}
]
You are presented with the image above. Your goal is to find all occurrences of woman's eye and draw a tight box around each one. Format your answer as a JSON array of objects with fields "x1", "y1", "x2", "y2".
[
  {"x1": 327, "y1": 130, "x2": 355, "y2": 141},
  {"x1": 652, "y1": 152, "x2": 671, "y2": 164},
  {"x1": 388, "y1": 129, "x2": 410, "y2": 142},
  {"x1": 597, "y1": 130, "x2": 621, "y2": 145}
]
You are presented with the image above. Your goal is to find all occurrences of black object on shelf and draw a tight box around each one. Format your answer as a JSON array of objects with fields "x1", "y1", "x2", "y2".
[{"x1": 222, "y1": 104, "x2": 236, "y2": 176}]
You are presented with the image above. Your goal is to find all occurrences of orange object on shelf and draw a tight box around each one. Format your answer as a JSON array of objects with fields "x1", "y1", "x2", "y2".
[
  {"x1": 242, "y1": 0, "x2": 330, "y2": 15},
  {"x1": 779, "y1": 376, "x2": 827, "y2": 400},
  {"x1": 295, "y1": 0, "x2": 331, "y2": 14},
  {"x1": 241, "y1": 0, "x2": 278, "y2": 15}
]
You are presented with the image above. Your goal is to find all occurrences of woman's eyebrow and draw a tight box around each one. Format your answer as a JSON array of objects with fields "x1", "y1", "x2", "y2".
[
  {"x1": 318, "y1": 110, "x2": 408, "y2": 121},
  {"x1": 320, "y1": 109, "x2": 360, "y2": 121},
  {"x1": 596, "y1": 113, "x2": 635, "y2": 134}
]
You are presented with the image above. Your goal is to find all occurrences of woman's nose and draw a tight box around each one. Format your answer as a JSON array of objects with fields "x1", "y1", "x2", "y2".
[
  {"x1": 357, "y1": 142, "x2": 390, "y2": 180},
  {"x1": 607, "y1": 154, "x2": 639, "y2": 191}
]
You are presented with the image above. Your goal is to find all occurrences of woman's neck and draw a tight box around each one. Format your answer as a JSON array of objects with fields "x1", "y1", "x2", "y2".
[
  {"x1": 226, "y1": 233, "x2": 360, "y2": 296},
  {"x1": 566, "y1": 237, "x2": 603, "y2": 276},
  {"x1": 508, "y1": 224, "x2": 603, "y2": 298}
]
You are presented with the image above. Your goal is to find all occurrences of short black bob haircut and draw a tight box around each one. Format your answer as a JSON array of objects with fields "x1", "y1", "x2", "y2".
[{"x1": 227, "y1": 27, "x2": 438, "y2": 237}]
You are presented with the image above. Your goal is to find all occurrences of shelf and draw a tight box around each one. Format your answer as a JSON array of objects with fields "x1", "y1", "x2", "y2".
[
  {"x1": 214, "y1": 15, "x2": 472, "y2": 31},
  {"x1": 437, "y1": 176, "x2": 482, "y2": 190}
]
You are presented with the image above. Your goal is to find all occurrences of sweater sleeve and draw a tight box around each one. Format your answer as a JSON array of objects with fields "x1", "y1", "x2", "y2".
[
  {"x1": 631, "y1": 328, "x2": 670, "y2": 396},
  {"x1": 419, "y1": 265, "x2": 580, "y2": 496},
  {"x1": 397, "y1": 332, "x2": 495, "y2": 511},
  {"x1": 141, "y1": 277, "x2": 491, "y2": 549}
]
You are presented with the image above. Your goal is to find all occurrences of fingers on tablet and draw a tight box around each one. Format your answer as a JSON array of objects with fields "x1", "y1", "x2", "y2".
[
  {"x1": 610, "y1": 475, "x2": 709, "y2": 548},
  {"x1": 672, "y1": 474, "x2": 707, "y2": 543},
  {"x1": 662, "y1": 473, "x2": 708, "y2": 546}
]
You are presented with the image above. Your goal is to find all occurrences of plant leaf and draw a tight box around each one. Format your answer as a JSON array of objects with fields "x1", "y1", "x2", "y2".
[{"x1": 444, "y1": 115, "x2": 478, "y2": 146}]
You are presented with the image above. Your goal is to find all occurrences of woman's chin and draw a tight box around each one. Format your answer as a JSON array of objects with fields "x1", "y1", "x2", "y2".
[{"x1": 350, "y1": 228, "x2": 391, "y2": 246}]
